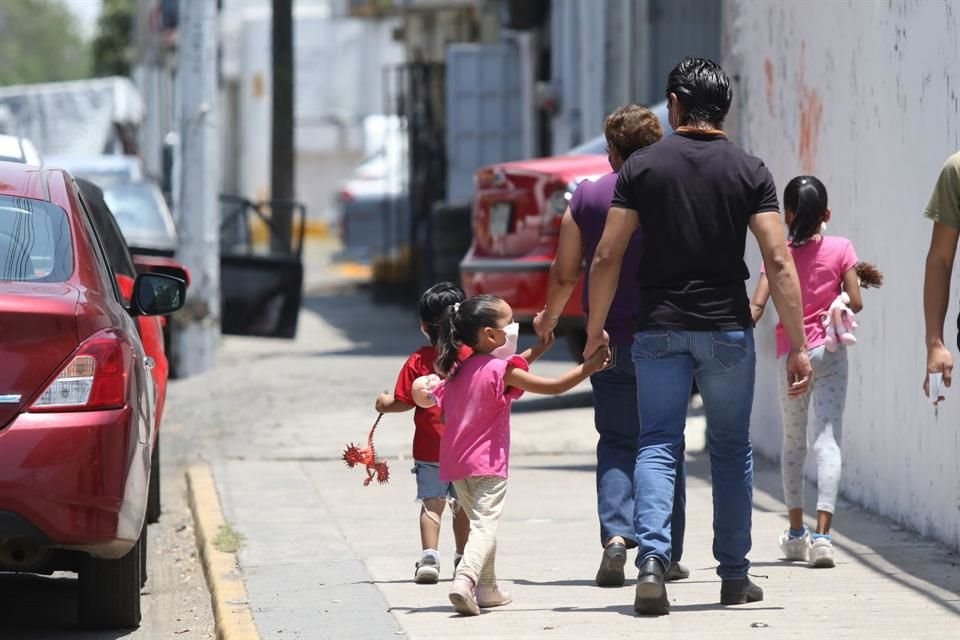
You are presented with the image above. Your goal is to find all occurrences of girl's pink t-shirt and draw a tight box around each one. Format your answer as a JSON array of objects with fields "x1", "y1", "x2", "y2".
[
  {"x1": 434, "y1": 354, "x2": 528, "y2": 482},
  {"x1": 762, "y1": 235, "x2": 858, "y2": 357}
]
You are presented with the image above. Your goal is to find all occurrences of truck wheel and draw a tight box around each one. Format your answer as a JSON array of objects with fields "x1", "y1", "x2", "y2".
[
  {"x1": 565, "y1": 329, "x2": 587, "y2": 363},
  {"x1": 147, "y1": 441, "x2": 161, "y2": 524},
  {"x1": 78, "y1": 533, "x2": 143, "y2": 629}
]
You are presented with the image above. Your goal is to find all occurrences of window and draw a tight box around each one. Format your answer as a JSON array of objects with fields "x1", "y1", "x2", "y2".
[{"x1": 0, "y1": 196, "x2": 73, "y2": 282}]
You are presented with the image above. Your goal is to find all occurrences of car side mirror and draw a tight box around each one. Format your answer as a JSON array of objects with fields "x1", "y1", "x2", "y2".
[{"x1": 132, "y1": 273, "x2": 186, "y2": 316}]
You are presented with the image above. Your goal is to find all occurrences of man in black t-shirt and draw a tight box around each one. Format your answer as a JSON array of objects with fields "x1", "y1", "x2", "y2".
[{"x1": 584, "y1": 58, "x2": 812, "y2": 615}]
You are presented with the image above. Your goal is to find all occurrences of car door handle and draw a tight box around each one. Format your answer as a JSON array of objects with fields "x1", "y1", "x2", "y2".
[{"x1": 144, "y1": 357, "x2": 156, "y2": 370}]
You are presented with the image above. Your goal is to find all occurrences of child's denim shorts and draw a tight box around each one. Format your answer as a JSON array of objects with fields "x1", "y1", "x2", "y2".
[{"x1": 412, "y1": 461, "x2": 456, "y2": 501}]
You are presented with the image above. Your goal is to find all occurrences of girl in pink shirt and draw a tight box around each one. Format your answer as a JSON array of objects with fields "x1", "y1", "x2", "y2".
[
  {"x1": 750, "y1": 175, "x2": 867, "y2": 570},
  {"x1": 420, "y1": 294, "x2": 606, "y2": 616}
]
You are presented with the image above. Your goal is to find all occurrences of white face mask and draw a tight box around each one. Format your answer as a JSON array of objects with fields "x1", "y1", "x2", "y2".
[{"x1": 490, "y1": 321, "x2": 520, "y2": 360}]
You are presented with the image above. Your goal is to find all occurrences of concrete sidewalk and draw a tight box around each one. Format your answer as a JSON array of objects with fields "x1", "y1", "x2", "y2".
[{"x1": 166, "y1": 263, "x2": 960, "y2": 639}]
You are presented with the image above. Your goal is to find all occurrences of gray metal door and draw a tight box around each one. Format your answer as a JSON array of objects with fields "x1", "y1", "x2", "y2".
[
  {"x1": 646, "y1": 0, "x2": 723, "y2": 106},
  {"x1": 445, "y1": 43, "x2": 524, "y2": 204}
]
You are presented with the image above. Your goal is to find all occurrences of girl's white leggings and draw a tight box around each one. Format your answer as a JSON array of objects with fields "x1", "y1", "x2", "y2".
[{"x1": 778, "y1": 345, "x2": 847, "y2": 514}]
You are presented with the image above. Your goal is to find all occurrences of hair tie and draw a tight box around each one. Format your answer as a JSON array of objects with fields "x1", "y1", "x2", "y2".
[{"x1": 453, "y1": 302, "x2": 461, "y2": 314}]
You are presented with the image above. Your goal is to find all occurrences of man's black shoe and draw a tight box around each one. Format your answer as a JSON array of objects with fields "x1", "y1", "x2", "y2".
[
  {"x1": 720, "y1": 577, "x2": 764, "y2": 605},
  {"x1": 595, "y1": 542, "x2": 627, "y2": 587},
  {"x1": 634, "y1": 557, "x2": 669, "y2": 615}
]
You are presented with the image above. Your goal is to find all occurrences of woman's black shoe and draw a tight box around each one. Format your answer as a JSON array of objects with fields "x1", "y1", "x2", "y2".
[{"x1": 595, "y1": 542, "x2": 627, "y2": 587}]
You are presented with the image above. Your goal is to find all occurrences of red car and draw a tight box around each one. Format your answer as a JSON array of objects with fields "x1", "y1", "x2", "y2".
[
  {"x1": 0, "y1": 162, "x2": 185, "y2": 628},
  {"x1": 461, "y1": 101, "x2": 670, "y2": 356},
  {"x1": 76, "y1": 177, "x2": 189, "y2": 525}
]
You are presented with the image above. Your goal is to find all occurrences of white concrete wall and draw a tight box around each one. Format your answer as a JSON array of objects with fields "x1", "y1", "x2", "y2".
[{"x1": 725, "y1": 0, "x2": 960, "y2": 549}]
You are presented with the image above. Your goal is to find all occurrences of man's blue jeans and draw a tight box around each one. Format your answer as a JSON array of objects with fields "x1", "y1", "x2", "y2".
[
  {"x1": 591, "y1": 344, "x2": 686, "y2": 561},
  {"x1": 632, "y1": 329, "x2": 756, "y2": 580}
]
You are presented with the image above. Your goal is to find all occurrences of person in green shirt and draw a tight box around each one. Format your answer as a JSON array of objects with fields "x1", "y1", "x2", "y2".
[{"x1": 923, "y1": 151, "x2": 960, "y2": 400}]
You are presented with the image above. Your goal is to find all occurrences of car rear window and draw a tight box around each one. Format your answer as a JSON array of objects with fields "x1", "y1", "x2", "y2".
[
  {"x1": 102, "y1": 183, "x2": 174, "y2": 241},
  {"x1": 0, "y1": 195, "x2": 73, "y2": 282}
]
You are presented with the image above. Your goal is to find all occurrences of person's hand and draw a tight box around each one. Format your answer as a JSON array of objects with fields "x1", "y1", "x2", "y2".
[
  {"x1": 785, "y1": 349, "x2": 812, "y2": 398},
  {"x1": 375, "y1": 391, "x2": 392, "y2": 413},
  {"x1": 533, "y1": 309, "x2": 559, "y2": 341},
  {"x1": 536, "y1": 330, "x2": 556, "y2": 351},
  {"x1": 583, "y1": 345, "x2": 610, "y2": 375},
  {"x1": 583, "y1": 330, "x2": 610, "y2": 365},
  {"x1": 924, "y1": 342, "x2": 953, "y2": 401}
]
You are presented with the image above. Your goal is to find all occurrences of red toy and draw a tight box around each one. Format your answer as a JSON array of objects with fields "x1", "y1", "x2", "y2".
[{"x1": 342, "y1": 413, "x2": 390, "y2": 485}]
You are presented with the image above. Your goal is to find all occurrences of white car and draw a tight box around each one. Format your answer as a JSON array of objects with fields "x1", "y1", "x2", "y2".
[{"x1": 0, "y1": 134, "x2": 42, "y2": 165}]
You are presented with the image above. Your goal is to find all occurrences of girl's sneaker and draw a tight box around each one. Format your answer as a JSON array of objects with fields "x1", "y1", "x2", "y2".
[
  {"x1": 449, "y1": 576, "x2": 480, "y2": 616},
  {"x1": 476, "y1": 584, "x2": 512, "y2": 608},
  {"x1": 415, "y1": 553, "x2": 440, "y2": 584},
  {"x1": 778, "y1": 526, "x2": 809, "y2": 561},
  {"x1": 808, "y1": 535, "x2": 836, "y2": 568}
]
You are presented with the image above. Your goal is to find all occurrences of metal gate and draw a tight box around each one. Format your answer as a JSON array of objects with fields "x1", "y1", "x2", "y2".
[{"x1": 376, "y1": 62, "x2": 446, "y2": 300}]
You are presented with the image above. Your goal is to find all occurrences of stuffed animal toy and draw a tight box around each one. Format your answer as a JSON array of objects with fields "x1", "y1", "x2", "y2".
[
  {"x1": 823, "y1": 292, "x2": 857, "y2": 352},
  {"x1": 411, "y1": 374, "x2": 442, "y2": 408},
  {"x1": 342, "y1": 413, "x2": 390, "y2": 485},
  {"x1": 821, "y1": 261, "x2": 884, "y2": 352}
]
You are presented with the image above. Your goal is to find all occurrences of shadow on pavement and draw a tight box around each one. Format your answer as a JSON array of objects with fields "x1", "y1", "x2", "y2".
[
  {"x1": 300, "y1": 288, "x2": 589, "y2": 365},
  {"x1": 0, "y1": 574, "x2": 131, "y2": 638},
  {"x1": 511, "y1": 450, "x2": 960, "y2": 618}
]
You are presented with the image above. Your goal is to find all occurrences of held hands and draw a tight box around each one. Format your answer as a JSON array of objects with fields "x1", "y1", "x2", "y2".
[
  {"x1": 582, "y1": 330, "x2": 611, "y2": 367},
  {"x1": 529, "y1": 330, "x2": 555, "y2": 361},
  {"x1": 582, "y1": 344, "x2": 610, "y2": 375},
  {"x1": 533, "y1": 308, "x2": 559, "y2": 341},
  {"x1": 923, "y1": 342, "x2": 953, "y2": 403}
]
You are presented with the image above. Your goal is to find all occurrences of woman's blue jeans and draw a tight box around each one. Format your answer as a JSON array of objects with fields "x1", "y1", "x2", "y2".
[
  {"x1": 591, "y1": 343, "x2": 685, "y2": 563},
  {"x1": 632, "y1": 329, "x2": 756, "y2": 580}
]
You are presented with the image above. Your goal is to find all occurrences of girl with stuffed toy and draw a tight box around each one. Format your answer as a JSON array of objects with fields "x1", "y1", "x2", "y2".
[
  {"x1": 416, "y1": 294, "x2": 607, "y2": 616},
  {"x1": 749, "y1": 175, "x2": 882, "y2": 569}
]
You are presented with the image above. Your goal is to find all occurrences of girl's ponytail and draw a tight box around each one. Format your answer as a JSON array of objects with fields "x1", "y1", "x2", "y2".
[
  {"x1": 435, "y1": 303, "x2": 461, "y2": 378},
  {"x1": 433, "y1": 295, "x2": 504, "y2": 377},
  {"x1": 784, "y1": 175, "x2": 828, "y2": 246}
]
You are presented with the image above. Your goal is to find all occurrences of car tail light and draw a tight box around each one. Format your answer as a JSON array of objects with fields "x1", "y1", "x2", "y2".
[
  {"x1": 31, "y1": 332, "x2": 131, "y2": 412},
  {"x1": 541, "y1": 184, "x2": 574, "y2": 235}
]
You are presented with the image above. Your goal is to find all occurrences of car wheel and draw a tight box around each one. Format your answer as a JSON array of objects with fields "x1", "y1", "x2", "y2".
[
  {"x1": 565, "y1": 329, "x2": 587, "y2": 364},
  {"x1": 147, "y1": 441, "x2": 161, "y2": 524},
  {"x1": 78, "y1": 533, "x2": 143, "y2": 629}
]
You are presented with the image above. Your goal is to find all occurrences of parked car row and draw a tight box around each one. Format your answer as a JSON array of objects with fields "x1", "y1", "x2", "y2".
[{"x1": 0, "y1": 159, "x2": 187, "y2": 628}]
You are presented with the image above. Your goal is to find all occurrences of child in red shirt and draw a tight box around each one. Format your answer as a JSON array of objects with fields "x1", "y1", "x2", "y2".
[{"x1": 376, "y1": 282, "x2": 470, "y2": 583}]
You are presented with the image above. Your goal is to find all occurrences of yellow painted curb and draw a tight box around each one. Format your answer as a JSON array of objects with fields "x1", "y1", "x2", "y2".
[
  {"x1": 187, "y1": 463, "x2": 260, "y2": 640},
  {"x1": 248, "y1": 217, "x2": 329, "y2": 246},
  {"x1": 333, "y1": 262, "x2": 372, "y2": 279}
]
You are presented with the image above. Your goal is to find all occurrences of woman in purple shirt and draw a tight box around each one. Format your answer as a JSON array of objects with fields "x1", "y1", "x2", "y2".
[{"x1": 534, "y1": 105, "x2": 688, "y2": 586}]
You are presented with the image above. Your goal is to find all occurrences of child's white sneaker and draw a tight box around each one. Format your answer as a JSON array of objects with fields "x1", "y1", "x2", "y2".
[
  {"x1": 449, "y1": 576, "x2": 480, "y2": 616},
  {"x1": 415, "y1": 551, "x2": 440, "y2": 584},
  {"x1": 808, "y1": 535, "x2": 836, "y2": 568},
  {"x1": 476, "y1": 584, "x2": 512, "y2": 608},
  {"x1": 778, "y1": 526, "x2": 809, "y2": 561}
]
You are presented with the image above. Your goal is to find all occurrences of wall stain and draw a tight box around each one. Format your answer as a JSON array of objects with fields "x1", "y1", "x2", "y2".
[
  {"x1": 797, "y1": 41, "x2": 823, "y2": 175},
  {"x1": 764, "y1": 57, "x2": 775, "y2": 117}
]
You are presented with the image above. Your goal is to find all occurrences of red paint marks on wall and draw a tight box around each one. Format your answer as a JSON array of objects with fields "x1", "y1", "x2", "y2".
[
  {"x1": 764, "y1": 58, "x2": 775, "y2": 116},
  {"x1": 796, "y1": 42, "x2": 823, "y2": 174}
]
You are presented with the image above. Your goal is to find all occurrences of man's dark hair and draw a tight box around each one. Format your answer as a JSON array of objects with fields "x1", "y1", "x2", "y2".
[
  {"x1": 419, "y1": 281, "x2": 466, "y2": 344},
  {"x1": 665, "y1": 57, "x2": 732, "y2": 128}
]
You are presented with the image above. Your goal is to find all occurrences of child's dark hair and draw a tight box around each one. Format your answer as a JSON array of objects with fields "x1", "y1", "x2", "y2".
[
  {"x1": 784, "y1": 175, "x2": 828, "y2": 246},
  {"x1": 435, "y1": 294, "x2": 503, "y2": 377},
  {"x1": 419, "y1": 281, "x2": 466, "y2": 344}
]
